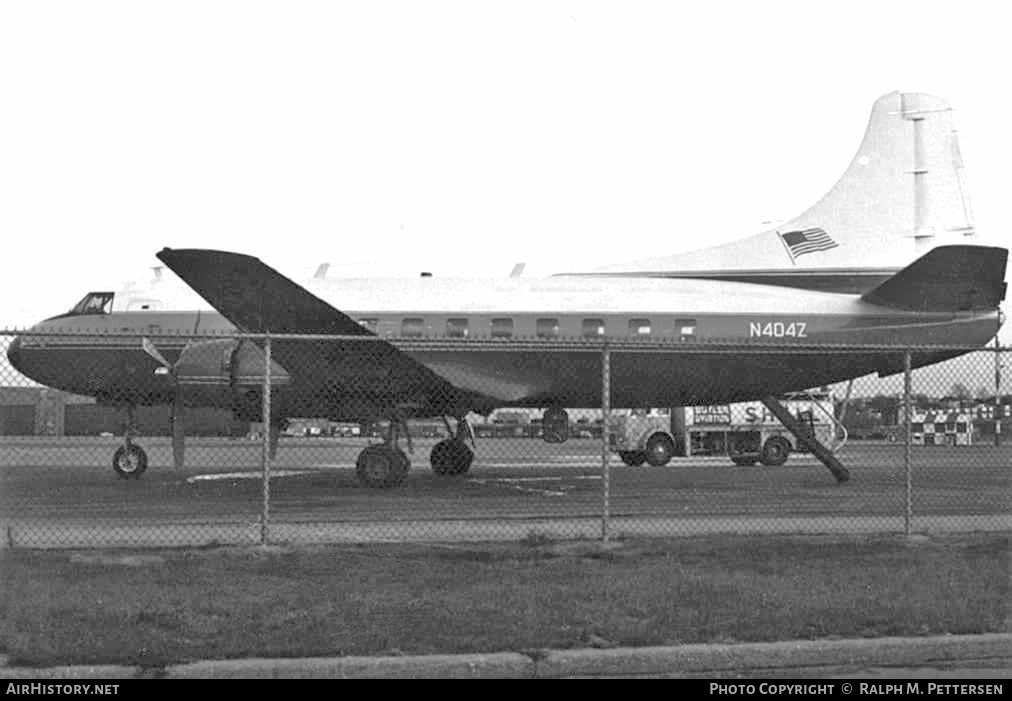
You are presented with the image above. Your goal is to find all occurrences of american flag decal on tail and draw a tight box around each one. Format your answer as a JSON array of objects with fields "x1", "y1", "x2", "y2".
[{"x1": 778, "y1": 227, "x2": 838, "y2": 262}]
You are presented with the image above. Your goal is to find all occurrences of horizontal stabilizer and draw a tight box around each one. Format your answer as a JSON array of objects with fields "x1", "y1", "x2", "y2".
[
  {"x1": 156, "y1": 248, "x2": 371, "y2": 335},
  {"x1": 860, "y1": 245, "x2": 1007, "y2": 312}
]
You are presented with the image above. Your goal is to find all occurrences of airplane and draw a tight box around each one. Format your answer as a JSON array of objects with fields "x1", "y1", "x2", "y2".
[
  {"x1": 5, "y1": 89, "x2": 1007, "y2": 486},
  {"x1": 6, "y1": 243, "x2": 1007, "y2": 488}
]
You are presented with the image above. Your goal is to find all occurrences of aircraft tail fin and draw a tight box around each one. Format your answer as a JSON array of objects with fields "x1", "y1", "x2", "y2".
[
  {"x1": 593, "y1": 91, "x2": 977, "y2": 274},
  {"x1": 860, "y1": 245, "x2": 1007, "y2": 311}
]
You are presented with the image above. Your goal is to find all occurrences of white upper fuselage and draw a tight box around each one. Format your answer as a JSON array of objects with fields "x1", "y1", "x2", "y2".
[
  {"x1": 33, "y1": 272, "x2": 997, "y2": 351},
  {"x1": 110, "y1": 274, "x2": 864, "y2": 316},
  {"x1": 307, "y1": 276, "x2": 859, "y2": 314}
]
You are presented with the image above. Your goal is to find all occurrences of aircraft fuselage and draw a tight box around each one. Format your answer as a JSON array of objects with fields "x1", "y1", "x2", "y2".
[{"x1": 8, "y1": 275, "x2": 1001, "y2": 418}]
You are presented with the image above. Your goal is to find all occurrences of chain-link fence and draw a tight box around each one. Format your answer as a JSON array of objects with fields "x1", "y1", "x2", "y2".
[{"x1": 1, "y1": 329, "x2": 1008, "y2": 548}]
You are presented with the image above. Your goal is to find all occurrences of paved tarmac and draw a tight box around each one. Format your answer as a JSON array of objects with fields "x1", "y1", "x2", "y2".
[
  {"x1": 1, "y1": 439, "x2": 1008, "y2": 547},
  {"x1": 1, "y1": 634, "x2": 1009, "y2": 679},
  {"x1": 4, "y1": 439, "x2": 1007, "y2": 678}
]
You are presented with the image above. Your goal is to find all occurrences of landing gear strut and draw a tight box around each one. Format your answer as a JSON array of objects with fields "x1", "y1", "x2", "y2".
[
  {"x1": 355, "y1": 417, "x2": 411, "y2": 488},
  {"x1": 112, "y1": 406, "x2": 148, "y2": 479},
  {"x1": 430, "y1": 417, "x2": 475, "y2": 476}
]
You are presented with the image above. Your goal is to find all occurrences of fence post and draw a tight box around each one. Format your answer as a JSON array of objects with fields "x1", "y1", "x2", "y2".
[
  {"x1": 995, "y1": 338, "x2": 1003, "y2": 447},
  {"x1": 261, "y1": 334, "x2": 272, "y2": 546},
  {"x1": 903, "y1": 350, "x2": 912, "y2": 536},
  {"x1": 601, "y1": 341, "x2": 611, "y2": 543}
]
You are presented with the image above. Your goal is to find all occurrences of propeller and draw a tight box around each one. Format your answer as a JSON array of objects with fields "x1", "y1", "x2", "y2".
[{"x1": 141, "y1": 337, "x2": 186, "y2": 469}]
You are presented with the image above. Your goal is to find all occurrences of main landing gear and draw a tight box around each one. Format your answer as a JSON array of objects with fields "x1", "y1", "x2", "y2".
[
  {"x1": 356, "y1": 444, "x2": 410, "y2": 488},
  {"x1": 355, "y1": 416, "x2": 475, "y2": 488},
  {"x1": 430, "y1": 417, "x2": 475, "y2": 477},
  {"x1": 355, "y1": 417, "x2": 411, "y2": 488},
  {"x1": 112, "y1": 406, "x2": 148, "y2": 479}
]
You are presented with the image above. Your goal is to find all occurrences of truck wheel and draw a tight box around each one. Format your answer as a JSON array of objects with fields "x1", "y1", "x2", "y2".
[
  {"x1": 760, "y1": 436, "x2": 792, "y2": 466},
  {"x1": 619, "y1": 451, "x2": 647, "y2": 466},
  {"x1": 645, "y1": 434, "x2": 675, "y2": 467}
]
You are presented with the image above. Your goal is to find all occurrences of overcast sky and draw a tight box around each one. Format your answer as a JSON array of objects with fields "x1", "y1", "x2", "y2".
[{"x1": 1, "y1": 1, "x2": 1010, "y2": 332}]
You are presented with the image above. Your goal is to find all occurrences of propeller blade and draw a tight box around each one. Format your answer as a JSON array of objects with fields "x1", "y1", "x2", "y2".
[
  {"x1": 142, "y1": 337, "x2": 184, "y2": 467},
  {"x1": 141, "y1": 337, "x2": 173, "y2": 370}
]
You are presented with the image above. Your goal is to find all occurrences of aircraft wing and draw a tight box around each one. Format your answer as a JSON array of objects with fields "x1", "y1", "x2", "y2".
[{"x1": 155, "y1": 248, "x2": 517, "y2": 414}]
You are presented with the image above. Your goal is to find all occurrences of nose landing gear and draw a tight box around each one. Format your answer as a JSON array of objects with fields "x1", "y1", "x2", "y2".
[{"x1": 112, "y1": 407, "x2": 148, "y2": 479}]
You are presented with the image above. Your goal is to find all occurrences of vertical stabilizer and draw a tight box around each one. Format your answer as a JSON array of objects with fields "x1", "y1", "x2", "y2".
[{"x1": 594, "y1": 91, "x2": 975, "y2": 274}]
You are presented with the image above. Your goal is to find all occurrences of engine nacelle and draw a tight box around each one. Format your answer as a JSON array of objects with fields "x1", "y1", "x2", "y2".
[{"x1": 174, "y1": 338, "x2": 290, "y2": 387}]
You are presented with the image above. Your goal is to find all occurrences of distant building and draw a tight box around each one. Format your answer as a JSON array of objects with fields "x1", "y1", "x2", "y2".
[{"x1": 0, "y1": 387, "x2": 246, "y2": 437}]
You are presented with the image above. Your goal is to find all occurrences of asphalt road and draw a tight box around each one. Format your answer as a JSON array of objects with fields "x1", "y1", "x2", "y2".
[{"x1": 1, "y1": 437, "x2": 1009, "y2": 546}]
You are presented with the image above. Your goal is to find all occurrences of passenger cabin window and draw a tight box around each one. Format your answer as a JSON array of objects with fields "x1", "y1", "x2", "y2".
[
  {"x1": 536, "y1": 318, "x2": 559, "y2": 338},
  {"x1": 70, "y1": 292, "x2": 114, "y2": 316},
  {"x1": 629, "y1": 318, "x2": 651, "y2": 336},
  {"x1": 582, "y1": 318, "x2": 605, "y2": 337},
  {"x1": 676, "y1": 318, "x2": 697, "y2": 341},
  {"x1": 357, "y1": 318, "x2": 378, "y2": 332},
  {"x1": 446, "y1": 318, "x2": 469, "y2": 338},
  {"x1": 491, "y1": 318, "x2": 514, "y2": 338},
  {"x1": 401, "y1": 317, "x2": 425, "y2": 337}
]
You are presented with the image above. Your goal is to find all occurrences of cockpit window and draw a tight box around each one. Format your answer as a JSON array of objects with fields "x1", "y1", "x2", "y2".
[{"x1": 70, "y1": 292, "x2": 115, "y2": 316}]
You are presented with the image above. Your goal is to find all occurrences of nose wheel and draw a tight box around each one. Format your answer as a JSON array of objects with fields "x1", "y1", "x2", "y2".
[
  {"x1": 112, "y1": 407, "x2": 147, "y2": 479},
  {"x1": 113, "y1": 443, "x2": 148, "y2": 478}
]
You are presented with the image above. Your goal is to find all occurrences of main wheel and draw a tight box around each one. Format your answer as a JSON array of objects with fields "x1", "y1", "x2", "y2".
[
  {"x1": 645, "y1": 433, "x2": 675, "y2": 467},
  {"x1": 430, "y1": 439, "x2": 474, "y2": 476},
  {"x1": 356, "y1": 445, "x2": 410, "y2": 488},
  {"x1": 112, "y1": 444, "x2": 148, "y2": 479},
  {"x1": 760, "y1": 436, "x2": 792, "y2": 466},
  {"x1": 619, "y1": 451, "x2": 647, "y2": 466}
]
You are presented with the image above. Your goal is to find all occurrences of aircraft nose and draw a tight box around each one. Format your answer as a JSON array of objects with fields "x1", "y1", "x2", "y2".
[{"x1": 6, "y1": 336, "x2": 22, "y2": 371}]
